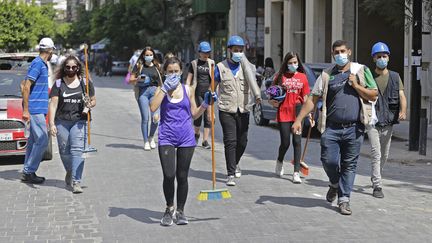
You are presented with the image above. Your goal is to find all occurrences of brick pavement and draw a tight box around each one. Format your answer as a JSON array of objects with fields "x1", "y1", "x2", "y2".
[{"x1": 0, "y1": 75, "x2": 431, "y2": 242}]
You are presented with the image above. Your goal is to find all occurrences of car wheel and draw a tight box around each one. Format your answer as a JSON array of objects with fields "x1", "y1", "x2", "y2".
[
  {"x1": 253, "y1": 104, "x2": 269, "y2": 126},
  {"x1": 43, "y1": 136, "x2": 53, "y2": 161}
]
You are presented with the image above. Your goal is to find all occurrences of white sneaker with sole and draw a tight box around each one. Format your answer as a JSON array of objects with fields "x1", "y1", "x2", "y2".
[
  {"x1": 275, "y1": 160, "x2": 284, "y2": 177},
  {"x1": 293, "y1": 172, "x2": 302, "y2": 184},
  {"x1": 149, "y1": 138, "x2": 156, "y2": 149},
  {"x1": 226, "y1": 176, "x2": 236, "y2": 186},
  {"x1": 235, "y1": 165, "x2": 241, "y2": 178},
  {"x1": 144, "y1": 142, "x2": 151, "y2": 151}
]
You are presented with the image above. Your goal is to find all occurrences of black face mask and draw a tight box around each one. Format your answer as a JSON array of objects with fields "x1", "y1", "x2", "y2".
[{"x1": 65, "y1": 70, "x2": 77, "y2": 78}]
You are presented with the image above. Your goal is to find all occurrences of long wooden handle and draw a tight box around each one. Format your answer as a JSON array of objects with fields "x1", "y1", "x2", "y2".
[
  {"x1": 210, "y1": 64, "x2": 215, "y2": 190},
  {"x1": 300, "y1": 107, "x2": 317, "y2": 161},
  {"x1": 84, "y1": 45, "x2": 91, "y2": 145}
]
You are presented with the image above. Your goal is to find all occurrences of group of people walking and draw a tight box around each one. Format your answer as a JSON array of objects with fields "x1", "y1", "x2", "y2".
[{"x1": 21, "y1": 35, "x2": 406, "y2": 226}]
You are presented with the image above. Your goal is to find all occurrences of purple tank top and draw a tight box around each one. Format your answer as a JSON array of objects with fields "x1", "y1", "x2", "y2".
[{"x1": 158, "y1": 85, "x2": 196, "y2": 147}]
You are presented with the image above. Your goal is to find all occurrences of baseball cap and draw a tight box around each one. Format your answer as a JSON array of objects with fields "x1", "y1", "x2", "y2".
[{"x1": 39, "y1": 37, "x2": 56, "y2": 50}]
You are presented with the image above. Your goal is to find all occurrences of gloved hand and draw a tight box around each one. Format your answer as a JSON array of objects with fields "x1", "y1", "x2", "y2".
[
  {"x1": 161, "y1": 74, "x2": 181, "y2": 93},
  {"x1": 202, "y1": 91, "x2": 218, "y2": 109}
]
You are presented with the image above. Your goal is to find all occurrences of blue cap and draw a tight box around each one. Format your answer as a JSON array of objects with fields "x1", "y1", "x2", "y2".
[
  {"x1": 198, "y1": 41, "x2": 211, "y2": 52},
  {"x1": 371, "y1": 42, "x2": 390, "y2": 57},
  {"x1": 227, "y1": 35, "x2": 245, "y2": 47}
]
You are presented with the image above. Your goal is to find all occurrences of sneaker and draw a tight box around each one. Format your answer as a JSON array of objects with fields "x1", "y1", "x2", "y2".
[
  {"x1": 339, "y1": 202, "x2": 352, "y2": 215},
  {"x1": 65, "y1": 171, "x2": 72, "y2": 186},
  {"x1": 275, "y1": 160, "x2": 284, "y2": 177},
  {"x1": 72, "y1": 182, "x2": 83, "y2": 194},
  {"x1": 160, "y1": 207, "x2": 175, "y2": 226},
  {"x1": 235, "y1": 165, "x2": 241, "y2": 178},
  {"x1": 226, "y1": 176, "x2": 236, "y2": 186},
  {"x1": 372, "y1": 187, "x2": 384, "y2": 198},
  {"x1": 21, "y1": 173, "x2": 45, "y2": 184},
  {"x1": 150, "y1": 138, "x2": 157, "y2": 149},
  {"x1": 175, "y1": 209, "x2": 189, "y2": 225},
  {"x1": 292, "y1": 172, "x2": 302, "y2": 184},
  {"x1": 144, "y1": 142, "x2": 151, "y2": 151},
  {"x1": 202, "y1": 140, "x2": 211, "y2": 149},
  {"x1": 194, "y1": 133, "x2": 200, "y2": 143},
  {"x1": 326, "y1": 185, "x2": 338, "y2": 202}
]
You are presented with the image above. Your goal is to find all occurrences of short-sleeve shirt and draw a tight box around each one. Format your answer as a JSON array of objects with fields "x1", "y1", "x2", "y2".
[
  {"x1": 188, "y1": 59, "x2": 211, "y2": 95},
  {"x1": 27, "y1": 56, "x2": 49, "y2": 115},
  {"x1": 50, "y1": 79, "x2": 95, "y2": 121},
  {"x1": 373, "y1": 71, "x2": 404, "y2": 93},
  {"x1": 276, "y1": 72, "x2": 310, "y2": 122},
  {"x1": 214, "y1": 61, "x2": 240, "y2": 82},
  {"x1": 311, "y1": 65, "x2": 377, "y2": 123},
  {"x1": 132, "y1": 64, "x2": 160, "y2": 87}
]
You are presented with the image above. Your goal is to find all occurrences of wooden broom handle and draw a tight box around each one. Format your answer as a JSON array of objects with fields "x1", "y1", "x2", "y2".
[
  {"x1": 210, "y1": 64, "x2": 216, "y2": 190},
  {"x1": 300, "y1": 106, "x2": 317, "y2": 161},
  {"x1": 84, "y1": 45, "x2": 91, "y2": 145}
]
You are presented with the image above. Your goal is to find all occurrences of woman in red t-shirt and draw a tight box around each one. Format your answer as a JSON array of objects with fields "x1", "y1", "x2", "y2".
[{"x1": 269, "y1": 52, "x2": 310, "y2": 183}]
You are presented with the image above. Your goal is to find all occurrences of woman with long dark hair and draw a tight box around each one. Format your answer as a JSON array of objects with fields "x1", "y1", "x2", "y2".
[
  {"x1": 48, "y1": 55, "x2": 96, "y2": 193},
  {"x1": 150, "y1": 57, "x2": 217, "y2": 226},
  {"x1": 129, "y1": 46, "x2": 163, "y2": 151},
  {"x1": 270, "y1": 52, "x2": 310, "y2": 183}
]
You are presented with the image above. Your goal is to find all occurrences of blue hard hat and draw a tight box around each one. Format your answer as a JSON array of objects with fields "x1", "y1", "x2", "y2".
[
  {"x1": 227, "y1": 35, "x2": 245, "y2": 47},
  {"x1": 198, "y1": 41, "x2": 211, "y2": 52},
  {"x1": 371, "y1": 42, "x2": 390, "y2": 56}
]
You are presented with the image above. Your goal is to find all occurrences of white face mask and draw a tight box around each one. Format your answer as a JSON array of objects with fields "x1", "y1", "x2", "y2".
[{"x1": 231, "y1": 52, "x2": 243, "y2": 63}]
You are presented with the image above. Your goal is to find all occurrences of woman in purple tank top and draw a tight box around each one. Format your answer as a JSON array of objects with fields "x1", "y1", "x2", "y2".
[{"x1": 150, "y1": 57, "x2": 217, "y2": 226}]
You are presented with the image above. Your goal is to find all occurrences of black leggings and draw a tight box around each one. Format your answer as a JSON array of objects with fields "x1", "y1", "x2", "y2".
[
  {"x1": 277, "y1": 122, "x2": 302, "y2": 172},
  {"x1": 158, "y1": 146, "x2": 195, "y2": 211}
]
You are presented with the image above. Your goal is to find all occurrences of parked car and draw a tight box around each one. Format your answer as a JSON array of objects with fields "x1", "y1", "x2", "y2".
[
  {"x1": 0, "y1": 53, "x2": 53, "y2": 160},
  {"x1": 111, "y1": 60, "x2": 129, "y2": 75},
  {"x1": 252, "y1": 63, "x2": 334, "y2": 136}
]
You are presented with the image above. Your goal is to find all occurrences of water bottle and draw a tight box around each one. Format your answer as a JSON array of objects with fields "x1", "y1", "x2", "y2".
[{"x1": 24, "y1": 121, "x2": 30, "y2": 138}]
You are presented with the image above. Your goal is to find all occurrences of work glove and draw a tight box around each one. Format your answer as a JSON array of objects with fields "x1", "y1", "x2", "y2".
[{"x1": 202, "y1": 91, "x2": 218, "y2": 109}]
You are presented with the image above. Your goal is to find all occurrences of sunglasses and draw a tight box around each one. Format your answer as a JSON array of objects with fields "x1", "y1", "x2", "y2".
[{"x1": 65, "y1": 65, "x2": 78, "y2": 71}]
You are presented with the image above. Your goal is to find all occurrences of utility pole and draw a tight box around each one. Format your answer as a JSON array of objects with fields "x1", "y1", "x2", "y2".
[{"x1": 409, "y1": 0, "x2": 422, "y2": 151}]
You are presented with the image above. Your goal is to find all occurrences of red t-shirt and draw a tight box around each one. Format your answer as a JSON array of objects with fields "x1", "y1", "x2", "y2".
[{"x1": 275, "y1": 72, "x2": 310, "y2": 122}]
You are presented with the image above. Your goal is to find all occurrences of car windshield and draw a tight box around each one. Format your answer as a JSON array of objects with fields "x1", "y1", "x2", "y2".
[{"x1": 0, "y1": 56, "x2": 37, "y2": 98}]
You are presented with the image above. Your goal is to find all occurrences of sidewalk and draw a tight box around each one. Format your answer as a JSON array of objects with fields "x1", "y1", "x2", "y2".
[{"x1": 361, "y1": 121, "x2": 432, "y2": 163}]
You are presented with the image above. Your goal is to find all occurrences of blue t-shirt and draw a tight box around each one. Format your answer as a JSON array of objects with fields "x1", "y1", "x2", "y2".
[
  {"x1": 27, "y1": 56, "x2": 49, "y2": 115},
  {"x1": 214, "y1": 61, "x2": 241, "y2": 82},
  {"x1": 326, "y1": 68, "x2": 360, "y2": 123}
]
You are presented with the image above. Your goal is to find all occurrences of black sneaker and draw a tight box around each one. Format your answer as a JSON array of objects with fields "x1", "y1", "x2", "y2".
[
  {"x1": 339, "y1": 202, "x2": 352, "y2": 215},
  {"x1": 326, "y1": 185, "x2": 338, "y2": 202},
  {"x1": 194, "y1": 133, "x2": 200, "y2": 143},
  {"x1": 21, "y1": 173, "x2": 45, "y2": 184},
  {"x1": 175, "y1": 209, "x2": 189, "y2": 225},
  {"x1": 160, "y1": 207, "x2": 175, "y2": 226},
  {"x1": 202, "y1": 140, "x2": 211, "y2": 149},
  {"x1": 373, "y1": 187, "x2": 384, "y2": 198}
]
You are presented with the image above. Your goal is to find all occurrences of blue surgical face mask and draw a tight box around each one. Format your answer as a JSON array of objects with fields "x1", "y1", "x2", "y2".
[
  {"x1": 376, "y1": 57, "x2": 388, "y2": 69},
  {"x1": 144, "y1": 55, "x2": 154, "y2": 63},
  {"x1": 334, "y1": 53, "x2": 349, "y2": 66},
  {"x1": 287, "y1": 64, "x2": 298, "y2": 73},
  {"x1": 231, "y1": 52, "x2": 243, "y2": 63},
  {"x1": 165, "y1": 73, "x2": 181, "y2": 83}
]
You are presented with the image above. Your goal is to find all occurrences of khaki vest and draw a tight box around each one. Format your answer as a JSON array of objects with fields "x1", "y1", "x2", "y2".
[
  {"x1": 191, "y1": 58, "x2": 215, "y2": 90},
  {"x1": 317, "y1": 63, "x2": 374, "y2": 133},
  {"x1": 217, "y1": 60, "x2": 250, "y2": 113}
]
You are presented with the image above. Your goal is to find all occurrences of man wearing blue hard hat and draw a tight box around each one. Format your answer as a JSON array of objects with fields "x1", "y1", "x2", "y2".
[
  {"x1": 214, "y1": 35, "x2": 261, "y2": 186},
  {"x1": 185, "y1": 41, "x2": 215, "y2": 149},
  {"x1": 367, "y1": 42, "x2": 407, "y2": 198}
]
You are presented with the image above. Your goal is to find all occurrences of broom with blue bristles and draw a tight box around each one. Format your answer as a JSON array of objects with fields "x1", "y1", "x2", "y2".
[{"x1": 197, "y1": 63, "x2": 231, "y2": 201}]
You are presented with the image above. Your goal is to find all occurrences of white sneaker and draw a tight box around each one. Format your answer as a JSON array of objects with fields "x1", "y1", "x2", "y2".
[
  {"x1": 235, "y1": 165, "x2": 241, "y2": 178},
  {"x1": 293, "y1": 172, "x2": 302, "y2": 184},
  {"x1": 226, "y1": 176, "x2": 236, "y2": 186},
  {"x1": 144, "y1": 142, "x2": 151, "y2": 151},
  {"x1": 275, "y1": 160, "x2": 284, "y2": 177},
  {"x1": 150, "y1": 138, "x2": 156, "y2": 149}
]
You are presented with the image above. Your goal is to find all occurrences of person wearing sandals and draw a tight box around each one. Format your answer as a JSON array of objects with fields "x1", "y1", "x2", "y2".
[
  {"x1": 150, "y1": 57, "x2": 217, "y2": 226},
  {"x1": 49, "y1": 55, "x2": 96, "y2": 193},
  {"x1": 185, "y1": 41, "x2": 215, "y2": 149},
  {"x1": 129, "y1": 46, "x2": 163, "y2": 151},
  {"x1": 269, "y1": 52, "x2": 312, "y2": 183}
]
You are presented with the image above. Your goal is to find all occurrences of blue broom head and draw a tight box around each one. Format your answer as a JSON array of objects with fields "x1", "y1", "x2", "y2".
[{"x1": 197, "y1": 189, "x2": 231, "y2": 201}]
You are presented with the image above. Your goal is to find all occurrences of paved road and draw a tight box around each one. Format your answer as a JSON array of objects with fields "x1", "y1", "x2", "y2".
[{"x1": 1, "y1": 74, "x2": 431, "y2": 242}]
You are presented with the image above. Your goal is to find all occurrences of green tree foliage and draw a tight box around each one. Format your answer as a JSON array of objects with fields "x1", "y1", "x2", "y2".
[
  {"x1": 68, "y1": 0, "x2": 191, "y2": 58},
  {"x1": 0, "y1": 1, "x2": 65, "y2": 52}
]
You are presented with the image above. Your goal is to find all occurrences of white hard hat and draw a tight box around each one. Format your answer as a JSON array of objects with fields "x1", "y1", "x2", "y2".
[{"x1": 39, "y1": 37, "x2": 56, "y2": 50}]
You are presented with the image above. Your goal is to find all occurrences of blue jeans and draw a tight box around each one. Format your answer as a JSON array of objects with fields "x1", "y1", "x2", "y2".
[
  {"x1": 56, "y1": 119, "x2": 86, "y2": 183},
  {"x1": 137, "y1": 86, "x2": 159, "y2": 142},
  {"x1": 320, "y1": 124, "x2": 364, "y2": 204},
  {"x1": 23, "y1": 114, "x2": 48, "y2": 174}
]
